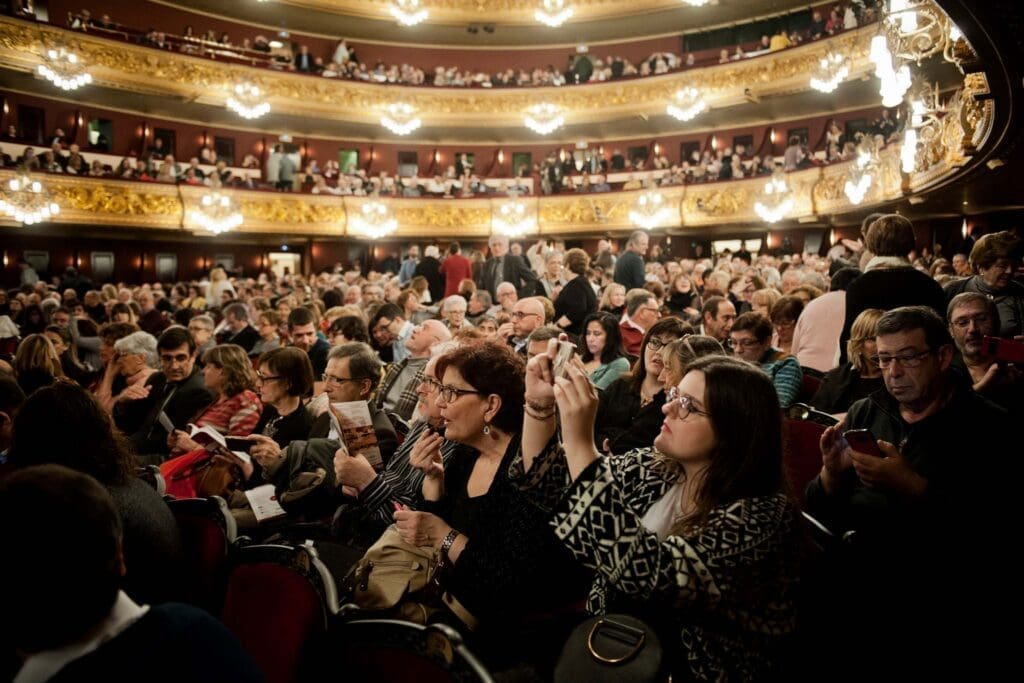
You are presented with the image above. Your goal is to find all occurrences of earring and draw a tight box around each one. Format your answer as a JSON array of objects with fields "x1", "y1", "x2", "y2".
[{"x1": 482, "y1": 424, "x2": 491, "y2": 436}]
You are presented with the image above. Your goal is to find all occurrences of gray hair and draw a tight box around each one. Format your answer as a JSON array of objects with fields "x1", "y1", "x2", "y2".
[
  {"x1": 442, "y1": 295, "x2": 467, "y2": 312},
  {"x1": 113, "y1": 331, "x2": 159, "y2": 367},
  {"x1": 189, "y1": 314, "x2": 215, "y2": 332},
  {"x1": 628, "y1": 231, "x2": 648, "y2": 247},
  {"x1": 223, "y1": 302, "x2": 249, "y2": 322},
  {"x1": 488, "y1": 234, "x2": 510, "y2": 248},
  {"x1": 472, "y1": 290, "x2": 493, "y2": 307},
  {"x1": 327, "y1": 341, "x2": 382, "y2": 390}
]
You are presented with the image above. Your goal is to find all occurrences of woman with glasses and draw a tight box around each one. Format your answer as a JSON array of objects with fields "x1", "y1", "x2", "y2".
[
  {"x1": 248, "y1": 347, "x2": 315, "y2": 452},
  {"x1": 942, "y1": 230, "x2": 1024, "y2": 338},
  {"x1": 579, "y1": 311, "x2": 630, "y2": 390},
  {"x1": 394, "y1": 342, "x2": 588, "y2": 651},
  {"x1": 729, "y1": 312, "x2": 803, "y2": 408},
  {"x1": 811, "y1": 309, "x2": 885, "y2": 416},
  {"x1": 769, "y1": 295, "x2": 804, "y2": 355},
  {"x1": 595, "y1": 317, "x2": 691, "y2": 453},
  {"x1": 519, "y1": 353, "x2": 800, "y2": 680}
]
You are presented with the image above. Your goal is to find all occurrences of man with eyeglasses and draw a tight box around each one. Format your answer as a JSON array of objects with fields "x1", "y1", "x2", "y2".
[
  {"x1": 947, "y1": 292, "x2": 1023, "y2": 415},
  {"x1": 619, "y1": 289, "x2": 660, "y2": 356},
  {"x1": 498, "y1": 297, "x2": 546, "y2": 356},
  {"x1": 370, "y1": 303, "x2": 414, "y2": 363},
  {"x1": 126, "y1": 326, "x2": 214, "y2": 463},
  {"x1": 806, "y1": 306, "x2": 1008, "y2": 669},
  {"x1": 373, "y1": 320, "x2": 451, "y2": 422}
]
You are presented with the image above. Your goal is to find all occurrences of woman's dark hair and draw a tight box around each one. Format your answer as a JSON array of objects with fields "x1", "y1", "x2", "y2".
[
  {"x1": 435, "y1": 341, "x2": 525, "y2": 435},
  {"x1": 322, "y1": 288, "x2": 344, "y2": 309},
  {"x1": 565, "y1": 248, "x2": 590, "y2": 275},
  {"x1": 109, "y1": 302, "x2": 136, "y2": 322},
  {"x1": 202, "y1": 344, "x2": 257, "y2": 397},
  {"x1": 732, "y1": 312, "x2": 773, "y2": 343},
  {"x1": 969, "y1": 230, "x2": 1023, "y2": 272},
  {"x1": 629, "y1": 316, "x2": 692, "y2": 392},
  {"x1": 329, "y1": 315, "x2": 369, "y2": 344},
  {"x1": 259, "y1": 347, "x2": 314, "y2": 398},
  {"x1": 770, "y1": 296, "x2": 805, "y2": 325},
  {"x1": 20, "y1": 303, "x2": 48, "y2": 334},
  {"x1": 9, "y1": 381, "x2": 136, "y2": 486},
  {"x1": 579, "y1": 311, "x2": 625, "y2": 365},
  {"x1": 99, "y1": 321, "x2": 140, "y2": 345},
  {"x1": 865, "y1": 214, "x2": 916, "y2": 257},
  {"x1": 672, "y1": 356, "x2": 785, "y2": 535}
]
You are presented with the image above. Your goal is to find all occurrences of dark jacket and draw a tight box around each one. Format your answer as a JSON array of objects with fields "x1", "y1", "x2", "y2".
[
  {"x1": 129, "y1": 368, "x2": 213, "y2": 461},
  {"x1": 595, "y1": 376, "x2": 666, "y2": 454},
  {"x1": 943, "y1": 275, "x2": 1024, "y2": 339},
  {"x1": 223, "y1": 324, "x2": 260, "y2": 353},
  {"x1": 305, "y1": 338, "x2": 331, "y2": 378},
  {"x1": 840, "y1": 266, "x2": 945, "y2": 363},
  {"x1": 414, "y1": 256, "x2": 444, "y2": 303},
  {"x1": 109, "y1": 478, "x2": 185, "y2": 604},
  {"x1": 553, "y1": 274, "x2": 598, "y2": 338},
  {"x1": 810, "y1": 363, "x2": 884, "y2": 415},
  {"x1": 479, "y1": 254, "x2": 540, "y2": 299},
  {"x1": 613, "y1": 250, "x2": 645, "y2": 290}
]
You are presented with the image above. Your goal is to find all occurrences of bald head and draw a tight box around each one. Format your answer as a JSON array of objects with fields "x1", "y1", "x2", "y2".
[
  {"x1": 512, "y1": 297, "x2": 545, "y2": 338},
  {"x1": 406, "y1": 319, "x2": 452, "y2": 357}
]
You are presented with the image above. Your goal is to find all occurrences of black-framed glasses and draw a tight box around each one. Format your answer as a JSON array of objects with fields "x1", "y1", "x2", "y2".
[
  {"x1": 419, "y1": 376, "x2": 442, "y2": 393},
  {"x1": 870, "y1": 349, "x2": 933, "y2": 369},
  {"x1": 665, "y1": 386, "x2": 710, "y2": 421},
  {"x1": 437, "y1": 383, "x2": 485, "y2": 404},
  {"x1": 511, "y1": 311, "x2": 540, "y2": 320},
  {"x1": 257, "y1": 373, "x2": 283, "y2": 383},
  {"x1": 646, "y1": 337, "x2": 675, "y2": 352},
  {"x1": 322, "y1": 372, "x2": 367, "y2": 384},
  {"x1": 729, "y1": 337, "x2": 761, "y2": 349}
]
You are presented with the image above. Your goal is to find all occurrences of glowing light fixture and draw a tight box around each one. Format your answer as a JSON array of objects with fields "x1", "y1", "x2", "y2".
[
  {"x1": 666, "y1": 87, "x2": 707, "y2": 122},
  {"x1": 870, "y1": 34, "x2": 912, "y2": 107},
  {"x1": 0, "y1": 172, "x2": 60, "y2": 225},
  {"x1": 37, "y1": 47, "x2": 92, "y2": 91},
  {"x1": 390, "y1": 0, "x2": 429, "y2": 26},
  {"x1": 809, "y1": 52, "x2": 851, "y2": 93},
  {"x1": 351, "y1": 201, "x2": 398, "y2": 239},
  {"x1": 190, "y1": 191, "x2": 243, "y2": 234},
  {"x1": 754, "y1": 172, "x2": 794, "y2": 223},
  {"x1": 524, "y1": 103, "x2": 564, "y2": 135},
  {"x1": 629, "y1": 190, "x2": 674, "y2": 230},
  {"x1": 492, "y1": 201, "x2": 535, "y2": 237},
  {"x1": 226, "y1": 82, "x2": 271, "y2": 119},
  {"x1": 380, "y1": 102, "x2": 422, "y2": 136},
  {"x1": 536, "y1": 0, "x2": 573, "y2": 28}
]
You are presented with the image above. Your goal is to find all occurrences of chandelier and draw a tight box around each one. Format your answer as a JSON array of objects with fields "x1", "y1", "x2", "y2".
[
  {"x1": 390, "y1": 0, "x2": 428, "y2": 26},
  {"x1": 900, "y1": 80, "x2": 944, "y2": 174},
  {"x1": 189, "y1": 192, "x2": 243, "y2": 234},
  {"x1": 524, "y1": 103, "x2": 564, "y2": 135},
  {"x1": 536, "y1": 0, "x2": 573, "y2": 28},
  {"x1": 754, "y1": 172, "x2": 795, "y2": 223},
  {"x1": 809, "y1": 52, "x2": 851, "y2": 93},
  {"x1": 628, "y1": 190, "x2": 674, "y2": 230},
  {"x1": 666, "y1": 87, "x2": 707, "y2": 122},
  {"x1": 844, "y1": 136, "x2": 881, "y2": 204},
  {"x1": 492, "y1": 200, "x2": 535, "y2": 238},
  {"x1": 869, "y1": 34, "x2": 912, "y2": 107},
  {"x1": 0, "y1": 172, "x2": 60, "y2": 225},
  {"x1": 380, "y1": 102, "x2": 422, "y2": 136},
  {"x1": 226, "y1": 83, "x2": 271, "y2": 120},
  {"x1": 681, "y1": 0, "x2": 711, "y2": 6},
  {"x1": 37, "y1": 47, "x2": 93, "y2": 91},
  {"x1": 351, "y1": 201, "x2": 398, "y2": 239}
]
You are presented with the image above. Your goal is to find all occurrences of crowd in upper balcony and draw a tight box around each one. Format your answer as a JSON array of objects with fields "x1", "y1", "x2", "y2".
[{"x1": 42, "y1": 2, "x2": 882, "y2": 89}]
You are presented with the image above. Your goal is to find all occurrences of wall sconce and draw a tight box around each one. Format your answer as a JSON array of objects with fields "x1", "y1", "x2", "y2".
[
  {"x1": 710, "y1": 136, "x2": 717, "y2": 149},
  {"x1": 497, "y1": 150, "x2": 505, "y2": 164},
  {"x1": 770, "y1": 129, "x2": 776, "y2": 144},
  {"x1": 433, "y1": 151, "x2": 441, "y2": 163},
  {"x1": 653, "y1": 143, "x2": 661, "y2": 155}
]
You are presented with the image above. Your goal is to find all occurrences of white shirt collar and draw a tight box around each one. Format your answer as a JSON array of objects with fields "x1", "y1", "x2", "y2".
[{"x1": 16, "y1": 591, "x2": 149, "y2": 683}]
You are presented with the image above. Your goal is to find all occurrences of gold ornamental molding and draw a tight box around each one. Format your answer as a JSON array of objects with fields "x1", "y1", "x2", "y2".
[{"x1": 0, "y1": 17, "x2": 878, "y2": 130}]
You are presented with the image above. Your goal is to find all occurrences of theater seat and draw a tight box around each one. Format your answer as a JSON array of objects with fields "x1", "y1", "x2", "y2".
[
  {"x1": 166, "y1": 495, "x2": 237, "y2": 612},
  {"x1": 799, "y1": 372, "x2": 822, "y2": 403},
  {"x1": 135, "y1": 465, "x2": 166, "y2": 496},
  {"x1": 308, "y1": 614, "x2": 493, "y2": 683},
  {"x1": 782, "y1": 419, "x2": 826, "y2": 507},
  {"x1": 222, "y1": 542, "x2": 338, "y2": 683}
]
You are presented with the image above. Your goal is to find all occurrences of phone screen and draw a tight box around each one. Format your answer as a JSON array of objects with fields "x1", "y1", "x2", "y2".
[
  {"x1": 224, "y1": 437, "x2": 252, "y2": 452},
  {"x1": 842, "y1": 429, "x2": 884, "y2": 457}
]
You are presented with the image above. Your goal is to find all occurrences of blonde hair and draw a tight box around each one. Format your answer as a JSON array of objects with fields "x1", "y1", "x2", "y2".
[
  {"x1": 848, "y1": 308, "x2": 885, "y2": 373},
  {"x1": 600, "y1": 283, "x2": 626, "y2": 310},
  {"x1": 751, "y1": 288, "x2": 781, "y2": 313},
  {"x1": 14, "y1": 334, "x2": 64, "y2": 379},
  {"x1": 202, "y1": 344, "x2": 257, "y2": 397}
]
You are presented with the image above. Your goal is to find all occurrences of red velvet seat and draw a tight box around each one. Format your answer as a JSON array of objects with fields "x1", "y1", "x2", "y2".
[
  {"x1": 166, "y1": 495, "x2": 237, "y2": 612},
  {"x1": 782, "y1": 419, "x2": 826, "y2": 507},
  {"x1": 799, "y1": 372, "x2": 822, "y2": 403}
]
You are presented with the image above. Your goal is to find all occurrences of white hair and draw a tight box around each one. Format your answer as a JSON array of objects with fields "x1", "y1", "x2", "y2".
[{"x1": 424, "y1": 245, "x2": 440, "y2": 259}]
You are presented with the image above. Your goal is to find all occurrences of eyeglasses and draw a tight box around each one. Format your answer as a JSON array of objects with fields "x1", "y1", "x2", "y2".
[
  {"x1": 665, "y1": 386, "x2": 709, "y2": 421},
  {"x1": 419, "y1": 376, "x2": 442, "y2": 393},
  {"x1": 639, "y1": 306, "x2": 661, "y2": 315},
  {"x1": 870, "y1": 349, "x2": 933, "y2": 369},
  {"x1": 322, "y1": 373, "x2": 367, "y2": 384},
  {"x1": 257, "y1": 373, "x2": 283, "y2": 383},
  {"x1": 436, "y1": 383, "x2": 484, "y2": 404},
  {"x1": 646, "y1": 337, "x2": 675, "y2": 352},
  {"x1": 950, "y1": 314, "x2": 992, "y2": 330},
  {"x1": 729, "y1": 337, "x2": 761, "y2": 349},
  {"x1": 511, "y1": 311, "x2": 540, "y2": 320}
]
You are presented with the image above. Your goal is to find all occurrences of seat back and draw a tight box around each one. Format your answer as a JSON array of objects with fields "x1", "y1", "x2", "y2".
[
  {"x1": 166, "y1": 496, "x2": 237, "y2": 612},
  {"x1": 222, "y1": 543, "x2": 338, "y2": 683},
  {"x1": 317, "y1": 616, "x2": 493, "y2": 683},
  {"x1": 782, "y1": 419, "x2": 826, "y2": 507},
  {"x1": 798, "y1": 373, "x2": 822, "y2": 403},
  {"x1": 136, "y1": 465, "x2": 166, "y2": 496}
]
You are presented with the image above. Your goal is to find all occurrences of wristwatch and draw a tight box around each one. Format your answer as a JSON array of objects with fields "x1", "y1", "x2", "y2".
[{"x1": 440, "y1": 529, "x2": 461, "y2": 562}]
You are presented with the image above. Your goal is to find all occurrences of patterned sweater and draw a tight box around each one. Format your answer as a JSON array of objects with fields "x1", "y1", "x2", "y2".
[{"x1": 519, "y1": 443, "x2": 802, "y2": 681}]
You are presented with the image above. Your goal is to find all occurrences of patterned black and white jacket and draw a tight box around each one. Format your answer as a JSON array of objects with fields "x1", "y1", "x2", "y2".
[{"x1": 514, "y1": 442, "x2": 802, "y2": 681}]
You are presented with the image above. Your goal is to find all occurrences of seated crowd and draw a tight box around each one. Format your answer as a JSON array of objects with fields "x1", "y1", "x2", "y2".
[
  {"x1": 52, "y1": 2, "x2": 879, "y2": 88},
  {"x1": 0, "y1": 213, "x2": 1019, "y2": 679}
]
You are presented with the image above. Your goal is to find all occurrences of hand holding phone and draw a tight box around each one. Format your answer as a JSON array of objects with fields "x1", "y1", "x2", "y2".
[
  {"x1": 551, "y1": 340, "x2": 576, "y2": 379},
  {"x1": 842, "y1": 429, "x2": 885, "y2": 458},
  {"x1": 224, "y1": 436, "x2": 253, "y2": 452}
]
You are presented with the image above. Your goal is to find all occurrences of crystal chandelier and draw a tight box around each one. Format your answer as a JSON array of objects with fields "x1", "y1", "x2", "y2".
[
  {"x1": 351, "y1": 201, "x2": 398, "y2": 239},
  {"x1": 37, "y1": 47, "x2": 93, "y2": 91},
  {"x1": 380, "y1": 103, "x2": 422, "y2": 136},
  {"x1": 0, "y1": 172, "x2": 60, "y2": 225},
  {"x1": 189, "y1": 191, "x2": 243, "y2": 234},
  {"x1": 536, "y1": 0, "x2": 573, "y2": 28},
  {"x1": 492, "y1": 201, "x2": 535, "y2": 238},
  {"x1": 809, "y1": 52, "x2": 851, "y2": 93},
  {"x1": 681, "y1": 0, "x2": 711, "y2": 6},
  {"x1": 754, "y1": 172, "x2": 794, "y2": 223},
  {"x1": 628, "y1": 190, "x2": 674, "y2": 230},
  {"x1": 390, "y1": 0, "x2": 428, "y2": 26},
  {"x1": 901, "y1": 81, "x2": 944, "y2": 174},
  {"x1": 226, "y1": 83, "x2": 271, "y2": 120},
  {"x1": 870, "y1": 34, "x2": 911, "y2": 107},
  {"x1": 666, "y1": 87, "x2": 707, "y2": 122},
  {"x1": 524, "y1": 103, "x2": 564, "y2": 135},
  {"x1": 844, "y1": 136, "x2": 881, "y2": 204}
]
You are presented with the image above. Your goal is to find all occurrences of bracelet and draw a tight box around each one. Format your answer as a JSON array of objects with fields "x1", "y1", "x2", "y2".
[
  {"x1": 440, "y1": 529, "x2": 460, "y2": 562},
  {"x1": 525, "y1": 399, "x2": 556, "y2": 412},
  {"x1": 525, "y1": 404, "x2": 556, "y2": 420}
]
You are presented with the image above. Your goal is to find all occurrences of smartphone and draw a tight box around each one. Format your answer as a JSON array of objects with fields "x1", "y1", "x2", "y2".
[
  {"x1": 551, "y1": 340, "x2": 575, "y2": 378},
  {"x1": 983, "y1": 336, "x2": 1024, "y2": 364},
  {"x1": 843, "y1": 429, "x2": 885, "y2": 458},
  {"x1": 224, "y1": 436, "x2": 253, "y2": 452}
]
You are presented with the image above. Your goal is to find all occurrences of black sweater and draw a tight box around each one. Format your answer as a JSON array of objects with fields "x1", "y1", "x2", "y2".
[
  {"x1": 595, "y1": 376, "x2": 666, "y2": 454},
  {"x1": 553, "y1": 274, "x2": 598, "y2": 338}
]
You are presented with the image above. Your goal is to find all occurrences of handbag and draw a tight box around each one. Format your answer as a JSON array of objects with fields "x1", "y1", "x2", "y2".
[
  {"x1": 346, "y1": 524, "x2": 441, "y2": 623},
  {"x1": 161, "y1": 448, "x2": 242, "y2": 499},
  {"x1": 553, "y1": 614, "x2": 664, "y2": 683}
]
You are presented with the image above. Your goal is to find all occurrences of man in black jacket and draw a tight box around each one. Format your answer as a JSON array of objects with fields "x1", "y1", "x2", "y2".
[
  {"x1": 805, "y1": 306, "x2": 1009, "y2": 676},
  {"x1": 479, "y1": 234, "x2": 540, "y2": 299},
  {"x1": 127, "y1": 327, "x2": 213, "y2": 463},
  {"x1": 218, "y1": 302, "x2": 259, "y2": 352},
  {"x1": 613, "y1": 231, "x2": 648, "y2": 290}
]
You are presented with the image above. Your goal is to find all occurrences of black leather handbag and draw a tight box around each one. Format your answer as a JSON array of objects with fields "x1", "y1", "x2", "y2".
[{"x1": 553, "y1": 614, "x2": 664, "y2": 683}]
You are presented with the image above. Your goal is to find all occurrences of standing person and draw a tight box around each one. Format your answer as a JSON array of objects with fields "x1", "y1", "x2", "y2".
[
  {"x1": 479, "y1": 234, "x2": 540, "y2": 299},
  {"x1": 18, "y1": 258, "x2": 39, "y2": 288},
  {"x1": 414, "y1": 245, "x2": 444, "y2": 304},
  {"x1": 439, "y1": 241, "x2": 473, "y2": 298},
  {"x1": 399, "y1": 245, "x2": 420, "y2": 286},
  {"x1": 553, "y1": 248, "x2": 598, "y2": 338},
  {"x1": 265, "y1": 143, "x2": 282, "y2": 188},
  {"x1": 614, "y1": 231, "x2": 648, "y2": 290}
]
